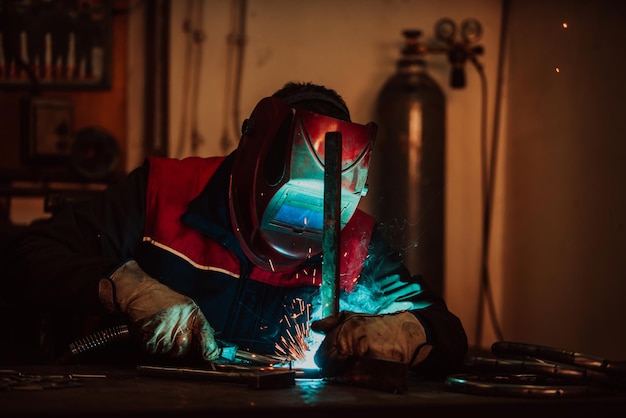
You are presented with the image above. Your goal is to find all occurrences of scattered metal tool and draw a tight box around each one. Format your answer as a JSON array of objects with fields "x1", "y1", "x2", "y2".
[
  {"x1": 137, "y1": 364, "x2": 295, "y2": 389},
  {"x1": 446, "y1": 341, "x2": 626, "y2": 398},
  {"x1": 0, "y1": 370, "x2": 85, "y2": 391}
]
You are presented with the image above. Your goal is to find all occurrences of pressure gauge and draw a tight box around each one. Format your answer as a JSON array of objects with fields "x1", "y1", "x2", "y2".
[
  {"x1": 461, "y1": 19, "x2": 483, "y2": 43},
  {"x1": 434, "y1": 18, "x2": 456, "y2": 43}
]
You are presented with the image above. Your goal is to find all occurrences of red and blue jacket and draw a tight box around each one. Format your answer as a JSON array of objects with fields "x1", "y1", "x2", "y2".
[{"x1": 7, "y1": 152, "x2": 468, "y2": 375}]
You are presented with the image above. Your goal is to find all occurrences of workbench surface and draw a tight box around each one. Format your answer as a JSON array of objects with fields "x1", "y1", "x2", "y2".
[{"x1": 2, "y1": 364, "x2": 625, "y2": 417}]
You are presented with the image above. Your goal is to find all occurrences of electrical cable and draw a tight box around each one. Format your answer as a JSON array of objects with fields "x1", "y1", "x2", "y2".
[
  {"x1": 174, "y1": 0, "x2": 206, "y2": 157},
  {"x1": 189, "y1": 0, "x2": 206, "y2": 154},
  {"x1": 220, "y1": 0, "x2": 247, "y2": 154},
  {"x1": 175, "y1": 0, "x2": 195, "y2": 158},
  {"x1": 474, "y1": 0, "x2": 511, "y2": 345},
  {"x1": 473, "y1": 56, "x2": 492, "y2": 344},
  {"x1": 229, "y1": 0, "x2": 247, "y2": 149}
]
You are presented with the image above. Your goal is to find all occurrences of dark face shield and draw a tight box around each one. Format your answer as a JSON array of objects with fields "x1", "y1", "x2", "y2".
[{"x1": 229, "y1": 97, "x2": 377, "y2": 272}]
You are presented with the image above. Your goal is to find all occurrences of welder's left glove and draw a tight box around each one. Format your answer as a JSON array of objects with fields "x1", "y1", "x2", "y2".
[
  {"x1": 99, "y1": 260, "x2": 220, "y2": 361},
  {"x1": 311, "y1": 311, "x2": 433, "y2": 375}
]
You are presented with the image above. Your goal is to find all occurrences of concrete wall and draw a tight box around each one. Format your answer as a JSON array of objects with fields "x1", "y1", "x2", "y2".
[{"x1": 498, "y1": 0, "x2": 626, "y2": 359}]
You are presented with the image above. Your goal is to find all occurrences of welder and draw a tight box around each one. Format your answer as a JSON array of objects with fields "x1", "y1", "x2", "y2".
[{"x1": 2, "y1": 81, "x2": 467, "y2": 379}]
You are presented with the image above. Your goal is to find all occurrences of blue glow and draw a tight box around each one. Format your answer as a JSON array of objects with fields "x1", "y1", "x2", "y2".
[
  {"x1": 274, "y1": 204, "x2": 323, "y2": 231},
  {"x1": 293, "y1": 331, "x2": 324, "y2": 369},
  {"x1": 276, "y1": 267, "x2": 433, "y2": 369}
]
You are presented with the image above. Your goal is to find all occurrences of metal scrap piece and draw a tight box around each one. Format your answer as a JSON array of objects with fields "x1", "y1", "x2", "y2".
[
  {"x1": 1, "y1": 372, "x2": 83, "y2": 391},
  {"x1": 136, "y1": 365, "x2": 296, "y2": 389}
]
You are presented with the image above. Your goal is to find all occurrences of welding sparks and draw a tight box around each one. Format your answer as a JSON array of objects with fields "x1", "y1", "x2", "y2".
[
  {"x1": 274, "y1": 298, "x2": 323, "y2": 368},
  {"x1": 273, "y1": 274, "x2": 405, "y2": 369},
  {"x1": 275, "y1": 299, "x2": 311, "y2": 361}
]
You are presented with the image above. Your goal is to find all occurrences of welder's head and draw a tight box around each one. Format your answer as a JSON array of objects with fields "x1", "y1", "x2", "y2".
[{"x1": 229, "y1": 82, "x2": 377, "y2": 272}]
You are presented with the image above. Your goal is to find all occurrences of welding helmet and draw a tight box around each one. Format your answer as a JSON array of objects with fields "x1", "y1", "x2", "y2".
[{"x1": 229, "y1": 96, "x2": 377, "y2": 272}]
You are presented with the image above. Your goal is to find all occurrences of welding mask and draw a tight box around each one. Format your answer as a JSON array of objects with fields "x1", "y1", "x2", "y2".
[{"x1": 229, "y1": 97, "x2": 377, "y2": 272}]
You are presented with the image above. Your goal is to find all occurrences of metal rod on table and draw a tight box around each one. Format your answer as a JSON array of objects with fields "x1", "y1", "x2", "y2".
[{"x1": 322, "y1": 131, "x2": 342, "y2": 318}]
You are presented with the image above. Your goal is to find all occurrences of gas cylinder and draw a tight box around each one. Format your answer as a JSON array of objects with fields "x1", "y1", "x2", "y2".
[{"x1": 366, "y1": 29, "x2": 446, "y2": 296}]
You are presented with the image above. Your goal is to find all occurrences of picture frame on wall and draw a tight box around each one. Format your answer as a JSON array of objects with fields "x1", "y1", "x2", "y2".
[
  {"x1": 20, "y1": 96, "x2": 73, "y2": 164},
  {"x1": 0, "y1": 0, "x2": 113, "y2": 90}
]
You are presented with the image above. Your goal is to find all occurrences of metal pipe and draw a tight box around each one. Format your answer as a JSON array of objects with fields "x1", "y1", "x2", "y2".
[{"x1": 321, "y1": 131, "x2": 342, "y2": 318}]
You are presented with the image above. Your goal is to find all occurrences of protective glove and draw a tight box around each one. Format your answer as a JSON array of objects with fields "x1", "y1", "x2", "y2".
[
  {"x1": 98, "y1": 259, "x2": 220, "y2": 361},
  {"x1": 311, "y1": 310, "x2": 433, "y2": 375}
]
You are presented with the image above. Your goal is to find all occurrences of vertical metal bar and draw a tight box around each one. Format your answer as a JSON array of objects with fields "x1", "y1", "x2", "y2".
[{"x1": 322, "y1": 131, "x2": 342, "y2": 318}]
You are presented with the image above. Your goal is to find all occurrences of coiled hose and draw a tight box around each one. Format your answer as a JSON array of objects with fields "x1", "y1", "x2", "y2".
[
  {"x1": 55, "y1": 324, "x2": 132, "y2": 364},
  {"x1": 68, "y1": 324, "x2": 131, "y2": 356}
]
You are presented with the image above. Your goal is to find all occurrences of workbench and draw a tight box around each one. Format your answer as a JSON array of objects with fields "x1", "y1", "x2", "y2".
[{"x1": 2, "y1": 364, "x2": 625, "y2": 418}]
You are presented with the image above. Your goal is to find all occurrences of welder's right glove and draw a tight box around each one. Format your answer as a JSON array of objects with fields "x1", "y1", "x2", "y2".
[
  {"x1": 311, "y1": 310, "x2": 433, "y2": 375},
  {"x1": 98, "y1": 259, "x2": 220, "y2": 361}
]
